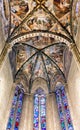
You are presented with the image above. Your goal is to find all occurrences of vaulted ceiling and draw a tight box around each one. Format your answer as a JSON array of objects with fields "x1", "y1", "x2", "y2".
[{"x1": 1, "y1": 0, "x2": 80, "y2": 92}]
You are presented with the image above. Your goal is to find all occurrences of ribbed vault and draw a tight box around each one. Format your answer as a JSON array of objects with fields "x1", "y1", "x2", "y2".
[{"x1": 0, "y1": 0, "x2": 80, "y2": 92}]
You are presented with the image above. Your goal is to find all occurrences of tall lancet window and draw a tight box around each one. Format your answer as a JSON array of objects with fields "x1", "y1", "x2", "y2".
[
  {"x1": 33, "y1": 88, "x2": 46, "y2": 130},
  {"x1": 6, "y1": 84, "x2": 24, "y2": 130},
  {"x1": 55, "y1": 84, "x2": 74, "y2": 130}
]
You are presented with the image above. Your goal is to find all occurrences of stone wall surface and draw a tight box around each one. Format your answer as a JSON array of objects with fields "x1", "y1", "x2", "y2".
[
  {"x1": 0, "y1": 55, "x2": 13, "y2": 130},
  {"x1": 68, "y1": 57, "x2": 80, "y2": 130}
]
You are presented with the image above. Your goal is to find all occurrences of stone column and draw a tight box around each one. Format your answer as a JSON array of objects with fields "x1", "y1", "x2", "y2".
[
  {"x1": 46, "y1": 95, "x2": 54, "y2": 130},
  {"x1": 19, "y1": 95, "x2": 29, "y2": 130},
  {"x1": 27, "y1": 95, "x2": 33, "y2": 130},
  {"x1": 52, "y1": 93, "x2": 61, "y2": 129}
]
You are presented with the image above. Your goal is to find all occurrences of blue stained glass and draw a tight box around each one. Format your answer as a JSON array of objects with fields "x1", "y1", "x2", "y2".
[
  {"x1": 14, "y1": 127, "x2": 18, "y2": 130},
  {"x1": 60, "y1": 86, "x2": 74, "y2": 130},
  {"x1": 33, "y1": 89, "x2": 46, "y2": 130},
  {"x1": 40, "y1": 95, "x2": 46, "y2": 130},
  {"x1": 14, "y1": 91, "x2": 24, "y2": 130},
  {"x1": 6, "y1": 85, "x2": 24, "y2": 130},
  {"x1": 55, "y1": 85, "x2": 74, "y2": 130},
  {"x1": 55, "y1": 89, "x2": 66, "y2": 130},
  {"x1": 33, "y1": 94, "x2": 39, "y2": 130},
  {"x1": 6, "y1": 86, "x2": 19, "y2": 130}
]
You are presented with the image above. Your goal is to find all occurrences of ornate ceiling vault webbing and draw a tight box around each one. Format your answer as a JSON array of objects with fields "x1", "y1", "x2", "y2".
[
  {"x1": 1, "y1": 0, "x2": 79, "y2": 43},
  {"x1": 0, "y1": 0, "x2": 80, "y2": 92},
  {"x1": 14, "y1": 40, "x2": 66, "y2": 92},
  {"x1": 4, "y1": 0, "x2": 74, "y2": 41}
]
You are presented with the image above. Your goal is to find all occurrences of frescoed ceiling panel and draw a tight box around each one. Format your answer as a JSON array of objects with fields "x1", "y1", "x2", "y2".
[
  {"x1": 27, "y1": 9, "x2": 54, "y2": 30},
  {"x1": 1, "y1": 0, "x2": 77, "y2": 91},
  {"x1": 0, "y1": 0, "x2": 72, "y2": 40},
  {"x1": 44, "y1": 43, "x2": 65, "y2": 71},
  {"x1": 15, "y1": 43, "x2": 37, "y2": 70},
  {"x1": 1, "y1": 0, "x2": 77, "y2": 42},
  {"x1": 31, "y1": 54, "x2": 48, "y2": 80},
  {"x1": 9, "y1": 35, "x2": 66, "y2": 91}
]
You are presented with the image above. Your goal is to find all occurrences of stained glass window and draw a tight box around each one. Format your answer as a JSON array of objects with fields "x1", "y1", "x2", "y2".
[
  {"x1": 40, "y1": 95, "x2": 46, "y2": 130},
  {"x1": 33, "y1": 94, "x2": 39, "y2": 130},
  {"x1": 60, "y1": 86, "x2": 74, "y2": 130},
  {"x1": 6, "y1": 86, "x2": 19, "y2": 130},
  {"x1": 14, "y1": 89, "x2": 24, "y2": 130},
  {"x1": 55, "y1": 89, "x2": 66, "y2": 130},
  {"x1": 33, "y1": 88, "x2": 46, "y2": 130},
  {"x1": 6, "y1": 84, "x2": 24, "y2": 130},
  {"x1": 55, "y1": 85, "x2": 74, "y2": 130}
]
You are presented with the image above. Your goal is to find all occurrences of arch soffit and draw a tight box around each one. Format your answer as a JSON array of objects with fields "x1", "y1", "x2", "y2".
[{"x1": 9, "y1": 31, "x2": 72, "y2": 48}]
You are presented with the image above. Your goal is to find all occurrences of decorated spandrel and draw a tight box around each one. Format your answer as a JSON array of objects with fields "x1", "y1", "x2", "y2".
[
  {"x1": 33, "y1": 94, "x2": 39, "y2": 130},
  {"x1": 6, "y1": 86, "x2": 19, "y2": 130}
]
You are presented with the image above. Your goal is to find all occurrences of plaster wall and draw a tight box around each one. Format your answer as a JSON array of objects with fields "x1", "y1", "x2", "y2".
[
  {"x1": 67, "y1": 16, "x2": 80, "y2": 129},
  {"x1": 0, "y1": 54, "x2": 13, "y2": 130},
  {"x1": 68, "y1": 57, "x2": 80, "y2": 130}
]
